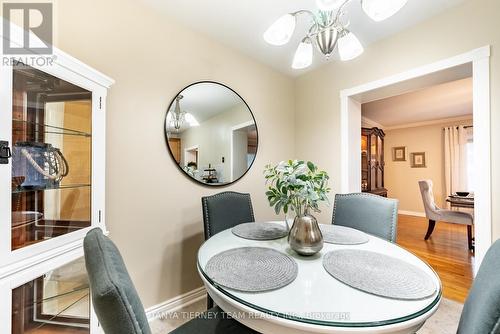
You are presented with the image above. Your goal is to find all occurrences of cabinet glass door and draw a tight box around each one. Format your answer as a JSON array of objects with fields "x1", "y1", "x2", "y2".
[
  {"x1": 361, "y1": 134, "x2": 368, "y2": 191},
  {"x1": 11, "y1": 63, "x2": 92, "y2": 251},
  {"x1": 377, "y1": 136, "x2": 384, "y2": 189},
  {"x1": 12, "y1": 257, "x2": 90, "y2": 334},
  {"x1": 370, "y1": 134, "x2": 377, "y2": 191}
]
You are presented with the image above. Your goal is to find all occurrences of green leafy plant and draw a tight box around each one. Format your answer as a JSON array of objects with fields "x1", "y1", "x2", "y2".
[{"x1": 264, "y1": 160, "x2": 331, "y2": 217}]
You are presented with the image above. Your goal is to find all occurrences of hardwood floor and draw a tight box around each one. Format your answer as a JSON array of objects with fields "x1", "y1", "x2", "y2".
[{"x1": 396, "y1": 214, "x2": 474, "y2": 303}]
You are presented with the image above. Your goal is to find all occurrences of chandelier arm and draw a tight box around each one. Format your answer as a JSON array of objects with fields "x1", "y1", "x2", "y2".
[
  {"x1": 291, "y1": 9, "x2": 316, "y2": 18},
  {"x1": 334, "y1": 0, "x2": 353, "y2": 23},
  {"x1": 291, "y1": 10, "x2": 319, "y2": 32}
]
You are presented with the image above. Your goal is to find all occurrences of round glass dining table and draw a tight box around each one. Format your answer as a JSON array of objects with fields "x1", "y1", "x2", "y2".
[{"x1": 197, "y1": 221, "x2": 442, "y2": 334}]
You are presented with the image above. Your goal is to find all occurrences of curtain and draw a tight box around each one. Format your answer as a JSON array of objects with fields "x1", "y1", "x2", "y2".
[{"x1": 444, "y1": 125, "x2": 469, "y2": 200}]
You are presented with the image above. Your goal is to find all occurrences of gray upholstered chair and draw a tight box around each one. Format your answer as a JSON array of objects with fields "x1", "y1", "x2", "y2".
[
  {"x1": 202, "y1": 191, "x2": 255, "y2": 239},
  {"x1": 201, "y1": 191, "x2": 255, "y2": 309},
  {"x1": 418, "y1": 180, "x2": 474, "y2": 250},
  {"x1": 84, "y1": 228, "x2": 257, "y2": 334},
  {"x1": 457, "y1": 239, "x2": 500, "y2": 333},
  {"x1": 332, "y1": 193, "x2": 399, "y2": 242}
]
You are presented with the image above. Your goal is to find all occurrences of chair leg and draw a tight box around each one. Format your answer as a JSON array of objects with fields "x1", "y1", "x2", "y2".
[
  {"x1": 467, "y1": 225, "x2": 474, "y2": 251},
  {"x1": 424, "y1": 220, "x2": 436, "y2": 240},
  {"x1": 207, "y1": 294, "x2": 214, "y2": 310}
]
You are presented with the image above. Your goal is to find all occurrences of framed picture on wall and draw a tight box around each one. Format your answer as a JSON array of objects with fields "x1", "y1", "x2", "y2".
[
  {"x1": 411, "y1": 152, "x2": 426, "y2": 168},
  {"x1": 392, "y1": 146, "x2": 406, "y2": 161}
]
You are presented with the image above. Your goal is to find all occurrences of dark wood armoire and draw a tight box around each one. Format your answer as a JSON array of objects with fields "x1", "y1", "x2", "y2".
[{"x1": 361, "y1": 127, "x2": 387, "y2": 197}]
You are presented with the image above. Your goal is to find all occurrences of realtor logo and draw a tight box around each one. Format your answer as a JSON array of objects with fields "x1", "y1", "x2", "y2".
[{"x1": 2, "y1": 2, "x2": 53, "y2": 54}]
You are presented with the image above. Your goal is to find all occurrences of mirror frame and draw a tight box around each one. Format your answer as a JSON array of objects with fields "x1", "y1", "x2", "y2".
[{"x1": 164, "y1": 81, "x2": 259, "y2": 187}]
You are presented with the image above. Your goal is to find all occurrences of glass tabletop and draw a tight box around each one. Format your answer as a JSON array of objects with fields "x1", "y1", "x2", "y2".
[{"x1": 197, "y1": 221, "x2": 442, "y2": 328}]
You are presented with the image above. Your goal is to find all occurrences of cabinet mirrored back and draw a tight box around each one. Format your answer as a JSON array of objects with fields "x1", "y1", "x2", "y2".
[{"x1": 165, "y1": 82, "x2": 258, "y2": 186}]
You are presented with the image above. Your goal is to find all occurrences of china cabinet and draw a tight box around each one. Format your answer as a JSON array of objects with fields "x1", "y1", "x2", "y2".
[
  {"x1": 361, "y1": 127, "x2": 387, "y2": 197},
  {"x1": 0, "y1": 35, "x2": 114, "y2": 333}
]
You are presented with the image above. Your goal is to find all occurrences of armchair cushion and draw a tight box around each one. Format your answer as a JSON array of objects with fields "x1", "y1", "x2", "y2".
[{"x1": 436, "y1": 209, "x2": 473, "y2": 225}]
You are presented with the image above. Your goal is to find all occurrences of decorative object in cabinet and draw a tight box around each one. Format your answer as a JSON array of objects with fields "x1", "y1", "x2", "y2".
[{"x1": 361, "y1": 127, "x2": 387, "y2": 197}]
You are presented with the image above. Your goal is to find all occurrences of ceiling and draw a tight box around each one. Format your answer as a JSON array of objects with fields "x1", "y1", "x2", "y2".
[
  {"x1": 141, "y1": 0, "x2": 466, "y2": 76},
  {"x1": 168, "y1": 82, "x2": 243, "y2": 123},
  {"x1": 362, "y1": 77, "x2": 473, "y2": 128},
  {"x1": 166, "y1": 82, "x2": 245, "y2": 133}
]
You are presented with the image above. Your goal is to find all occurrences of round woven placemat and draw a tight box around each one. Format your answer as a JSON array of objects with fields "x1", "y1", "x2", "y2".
[
  {"x1": 320, "y1": 224, "x2": 369, "y2": 245},
  {"x1": 323, "y1": 249, "x2": 436, "y2": 300},
  {"x1": 232, "y1": 222, "x2": 288, "y2": 240},
  {"x1": 205, "y1": 247, "x2": 298, "y2": 292}
]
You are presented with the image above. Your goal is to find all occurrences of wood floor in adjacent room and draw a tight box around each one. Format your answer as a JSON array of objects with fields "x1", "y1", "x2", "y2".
[{"x1": 396, "y1": 214, "x2": 474, "y2": 303}]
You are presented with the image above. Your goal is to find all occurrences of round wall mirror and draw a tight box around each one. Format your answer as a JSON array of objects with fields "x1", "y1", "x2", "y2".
[{"x1": 165, "y1": 81, "x2": 258, "y2": 186}]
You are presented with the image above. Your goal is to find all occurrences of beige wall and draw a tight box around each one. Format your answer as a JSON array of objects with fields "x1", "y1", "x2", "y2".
[
  {"x1": 384, "y1": 119, "x2": 473, "y2": 213},
  {"x1": 55, "y1": 0, "x2": 295, "y2": 308},
  {"x1": 295, "y1": 0, "x2": 500, "y2": 235}
]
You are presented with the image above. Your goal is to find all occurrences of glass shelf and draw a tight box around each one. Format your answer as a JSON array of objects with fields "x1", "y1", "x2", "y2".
[
  {"x1": 12, "y1": 258, "x2": 90, "y2": 333},
  {"x1": 12, "y1": 184, "x2": 91, "y2": 194},
  {"x1": 41, "y1": 285, "x2": 89, "y2": 304},
  {"x1": 13, "y1": 120, "x2": 91, "y2": 137}
]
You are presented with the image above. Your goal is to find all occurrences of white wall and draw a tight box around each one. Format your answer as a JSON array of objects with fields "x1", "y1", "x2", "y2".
[
  {"x1": 232, "y1": 129, "x2": 249, "y2": 181},
  {"x1": 180, "y1": 103, "x2": 252, "y2": 183}
]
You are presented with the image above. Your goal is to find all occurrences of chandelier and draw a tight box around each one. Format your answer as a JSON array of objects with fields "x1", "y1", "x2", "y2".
[
  {"x1": 171, "y1": 94, "x2": 186, "y2": 131},
  {"x1": 264, "y1": 0, "x2": 408, "y2": 69}
]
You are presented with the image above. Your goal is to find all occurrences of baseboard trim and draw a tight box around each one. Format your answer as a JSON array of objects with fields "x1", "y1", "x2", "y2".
[
  {"x1": 146, "y1": 286, "x2": 206, "y2": 321},
  {"x1": 399, "y1": 210, "x2": 426, "y2": 218}
]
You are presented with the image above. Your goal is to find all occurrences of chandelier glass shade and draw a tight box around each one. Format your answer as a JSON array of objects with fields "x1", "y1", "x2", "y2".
[
  {"x1": 292, "y1": 39, "x2": 313, "y2": 69},
  {"x1": 264, "y1": 0, "x2": 408, "y2": 69},
  {"x1": 338, "y1": 30, "x2": 364, "y2": 61},
  {"x1": 362, "y1": 0, "x2": 409, "y2": 22},
  {"x1": 263, "y1": 14, "x2": 296, "y2": 46}
]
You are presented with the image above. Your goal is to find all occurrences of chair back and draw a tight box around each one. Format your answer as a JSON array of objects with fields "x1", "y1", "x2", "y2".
[
  {"x1": 84, "y1": 228, "x2": 151, "y2": 334},
  {"x1": 202, "y1": 191, "x2": 255, "y2": 239},
  {"x1": 458, "y1": 239, "x2": 500, "y2": 333},
  {"x1": 418, "y1": 180, "x2": 440, "y2": 218},
  {"x1": 332, "y1": 193, "x2": 398, "y2": 242}
]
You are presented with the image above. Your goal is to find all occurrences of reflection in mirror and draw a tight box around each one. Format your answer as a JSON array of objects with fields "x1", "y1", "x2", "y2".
[{"x1": 165, "y1": 82, "x2": 258, "y2": 186}]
